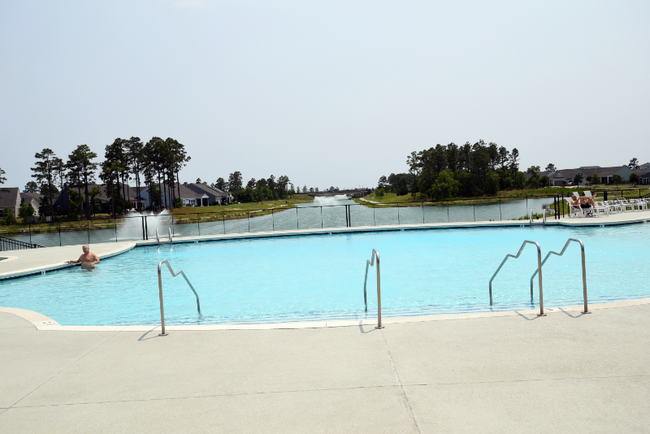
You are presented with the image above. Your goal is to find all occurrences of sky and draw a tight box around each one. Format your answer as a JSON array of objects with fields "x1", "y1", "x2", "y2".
[{"x1": 1, "y1": 0, "x2": 649, "y2": 191}]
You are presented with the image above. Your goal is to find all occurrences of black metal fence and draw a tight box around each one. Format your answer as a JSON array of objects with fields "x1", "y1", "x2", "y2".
[
  {"x1": 1, "y1": 197, "x2": 559, "y2": 248},
  {"x1": 0, "y1": 236, "x2": 44, "y2": 251}
]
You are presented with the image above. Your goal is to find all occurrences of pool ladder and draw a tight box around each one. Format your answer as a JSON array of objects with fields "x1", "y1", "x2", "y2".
[
  {"x1": 157, "y1": 260, "x2": 202, "y2": 336},
  {"x1": 363, "y1": 249, "x2": 384, "y2": 329},
  {"x1": 489, "y1": 238, "x2": 590, "y2": 316},
  {"x1": 155, "y1": 228, "x2": 173, "y2": 245}
]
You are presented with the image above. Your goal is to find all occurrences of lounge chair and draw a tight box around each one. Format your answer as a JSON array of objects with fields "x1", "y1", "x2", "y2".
[
  {"x1": 615, "y1": 198, "x2": 635, "y2": 212},
  {"x1": 604, "y1": 200, "x2": 624, "y2": 213},
  {"x1": 628, "y1": 198, "x2": 647, "y2": 211},
  {"x1": 564, "y1": 197, "x2": 587, "y2": 218},
  {"x1": 583, "y1": 190, "x2": 595, "y2": 200}
]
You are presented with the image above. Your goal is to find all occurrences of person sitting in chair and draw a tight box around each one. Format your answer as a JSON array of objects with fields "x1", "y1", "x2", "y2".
[{"x1": 571, "y1": 194, "x2": 595, "y2": 216}]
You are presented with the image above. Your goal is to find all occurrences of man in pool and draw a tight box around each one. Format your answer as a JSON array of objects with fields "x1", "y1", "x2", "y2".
[{"x1": 66, "y1": 245, "x2": 100, "y2": 270}]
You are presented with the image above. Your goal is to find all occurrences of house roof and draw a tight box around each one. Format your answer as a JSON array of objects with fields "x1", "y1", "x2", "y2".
[
  {"x1": 177, "y1": 184, "x2": 204, "y2": 198},
  {"x1": 0, "y1": 187, "x2": 20, "y2": 208},
  {"x1": 20, "y1": 192, "x2": 42, "y2": 203},
  {"x1": 185, "y1": 183, "x2": 231, "y2": 197},
  {"x1": 548, "y1": 166, "x2": 630, "y2": 180}
]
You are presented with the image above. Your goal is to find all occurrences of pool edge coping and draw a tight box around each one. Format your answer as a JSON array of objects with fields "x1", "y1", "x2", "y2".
[{"x1": 3, "y1": 297, "x2": 649, "y2": 331}]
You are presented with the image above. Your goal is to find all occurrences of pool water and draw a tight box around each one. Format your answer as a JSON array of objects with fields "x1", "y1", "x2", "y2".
[{"x1": 1, "y1": 224, "x2": 648, "y2": 326}]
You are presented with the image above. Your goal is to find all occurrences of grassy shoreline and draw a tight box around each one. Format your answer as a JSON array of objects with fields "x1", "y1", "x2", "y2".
[{"x1": 357, "y1": 185, "x2": 650, "y2": 207}]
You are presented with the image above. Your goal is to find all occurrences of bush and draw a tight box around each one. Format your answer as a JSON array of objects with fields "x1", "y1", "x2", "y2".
[
  {"x1": 19, "y1": 203, "x2": 35, "y2": 223},
  {"x1": 432, "y1": 170, "x2": 460, "y2": 200},
  {"x1": 2, "y1": 213, "x2": 17, "y2": 225}
]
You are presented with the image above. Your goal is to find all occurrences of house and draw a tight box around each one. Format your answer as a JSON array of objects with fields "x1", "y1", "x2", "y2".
[
  {"x1": 184, "y1": 183, "x2": 233, "y2": 206},
  {"x1": 595, "y1": 166, "x2": 634, "y2": 184},
  {"x1": 20, "y1": 192, "x2": 42, "y2": 216},
  {"x1": 548, "y1": 168, "x2": 586, "y2": 186},
  {"x1": 638, "y1": 167, "x2": 650, "y2": 185},
  {"x1": 0, "y1": 188, "x2": 21, "y2": 219},
  {"x1": 546, "y1": 166, "x2": 637, "y2": 186}
]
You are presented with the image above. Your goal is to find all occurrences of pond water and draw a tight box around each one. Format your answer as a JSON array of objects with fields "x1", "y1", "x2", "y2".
[{"x1": 7, "y1": 196, "x2": 553, "y2": 247}]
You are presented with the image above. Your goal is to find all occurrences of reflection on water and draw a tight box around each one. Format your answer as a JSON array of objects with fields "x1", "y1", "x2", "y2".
[{"x1": 6, "y1": 197, "x2": 553, "y2": 247}]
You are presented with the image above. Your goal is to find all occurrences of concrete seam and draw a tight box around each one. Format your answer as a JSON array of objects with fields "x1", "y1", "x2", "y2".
[
  {"x1": 401, "y1": 373, "x2": 650, "y2": 387},
  {"x1": 5, "y1": 384, "x2": 400, "y2": 409},
  {"x1": 380, "y1": 329, "x2": 421, "y2": 434},
  {"x1": 5, "y1": 330, "x2": 122, "y2": 410}
]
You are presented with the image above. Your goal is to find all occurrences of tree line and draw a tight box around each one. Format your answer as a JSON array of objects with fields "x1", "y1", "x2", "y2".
[
  {"x1": 380, "y1": 143, "x2": 646, "y2": 201},
  {"x1": 28, "y1": 137, "x2": 189, "y2": 221},
  {"x1": 208, "y1": 172, "x2": 294, "y2": 203},
  {"x1": 378, "y1": 140, "x2": 526, "y2": 200}
]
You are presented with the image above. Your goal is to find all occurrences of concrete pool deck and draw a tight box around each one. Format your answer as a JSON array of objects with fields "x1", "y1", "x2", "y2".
[{"x1": 1, "y1": 212, "x2": 650, "y2": 432}]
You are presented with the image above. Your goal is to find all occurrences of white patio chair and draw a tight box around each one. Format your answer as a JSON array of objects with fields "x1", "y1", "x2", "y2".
[
  {"x1": 603, "y1": 201, "x2": 622, "y2": 213},
  {"x1": 564, "y1": 197, "x2": 586, "y2": 218}
]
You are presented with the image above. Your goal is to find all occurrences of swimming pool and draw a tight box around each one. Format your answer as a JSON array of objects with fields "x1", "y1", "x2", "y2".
[{"x1": 1, "y1": 223, "x2": 648, "y2": 326}]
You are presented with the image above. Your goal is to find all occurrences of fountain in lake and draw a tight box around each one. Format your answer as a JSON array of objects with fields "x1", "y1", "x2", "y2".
[
  {"x1": 116, "y1": 209, "x2": 174, "y2": 241},
  {"x1": 313, "y1": 195, "x2": 351, "y2": 206}
]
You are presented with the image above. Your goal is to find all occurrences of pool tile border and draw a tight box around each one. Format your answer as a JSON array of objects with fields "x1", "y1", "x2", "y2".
[{"x1": 3, "y1": 298, "x2": 649, "y2": 331}]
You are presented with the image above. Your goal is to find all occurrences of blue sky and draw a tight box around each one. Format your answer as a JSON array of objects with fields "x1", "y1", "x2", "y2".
[{"x1": 1, "y1": 0, "x2": 648, "y2": 191}]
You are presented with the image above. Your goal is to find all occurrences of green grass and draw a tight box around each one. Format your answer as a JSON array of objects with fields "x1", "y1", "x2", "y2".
[
  {"x1": 357, "y1": 184, "x2": 650, "y2": 207},
  {"x1": 171, "y1": 195, "x2": 315, "y2": 224},
  {"x1": 0, "y1": 218, "x2": 120, "y2": 236}
]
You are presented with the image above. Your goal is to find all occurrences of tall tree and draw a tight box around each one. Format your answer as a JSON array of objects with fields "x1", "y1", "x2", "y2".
[
  {"x1": 228, "y1": 171, "x2": 243, "y2": 192},
  {"x1": 276, "y1": 175, "x2": 290, "y2": 199},
  {"x1": 67, "y1": 157, "x2": 84, "y2": 219},
  {"x1": 212, "y1": 177, "x2": 227, "y2": 191},
  {"x1": 52, "y1": 157, "x2": 66, "y2": 192},
  {"x1": 526, "y1": 166, "x2": 541, "y2": 188},
  {"x1": 469, "y1": 141, "x2": 490, "y2": 195},
  {"x1": 165, "y1": 137, "x2": 190, "y2": 207},
  {"x1": 24, "y1": 181, "x2": 38, "y2": 192},
  {"x1": 31, "y1": 148, "x2": 58, "y2": 221},
  {"x1": 126, "y1": 137, "x2": 144, "y2": 210},
  {"x1": 446, "y1": 143, "x2": 459, "y2": 172},
  {"x1": 509, "y1": 148, "x2": 520, "y2": 174},
  {"x1": 103, "y1": 138, "x2": 129, "y2": 212},
  {"x1": 0, "y1": 167, "x2": 6, "y2": 184},
  {"x1": 498, "y1": 146, "x2": 510, "y2": 171},
  {"x1": 628, "y1": 158, "x2": 639, "y2": 169},
  {"x1": 67, "y1": 144, "x2": 98, "y2": 220},
  {"x1": 545, "y1": 163, "x2": 556, "y2": 172},
  {"x1": 144, "y1": 137, "x2": 167, "y2": 208},
  {"x1": 406, "y1": 151, "x2": 420, "y2": 195},
  {"x1": 487, "y1": 142, "x2": 499, "y2": 170}
]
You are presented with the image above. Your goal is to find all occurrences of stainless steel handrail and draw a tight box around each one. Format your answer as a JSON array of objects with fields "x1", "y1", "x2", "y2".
[
  {"x1": 157, "y1": 260, "x2": 202, "y2": 336},
  {"x1": 156, "y1": 228, "x2": 173, "y2": 246},
  {"x1": 529, "y1": 238, "x2": 590, "y2": 314},
  {"x1": 363, "y1": 249, "x2": 384, "y2": 329},
  {"x1": 489, "y1": 240, "x2": 546, "y2": 317}
]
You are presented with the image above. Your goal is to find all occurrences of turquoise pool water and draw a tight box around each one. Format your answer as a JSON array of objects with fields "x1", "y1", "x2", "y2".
[{"x1": 1, "y1": 223, "x2": 648, "y2": 325}]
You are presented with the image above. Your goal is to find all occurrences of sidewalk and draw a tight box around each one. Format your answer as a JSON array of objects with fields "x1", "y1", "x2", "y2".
[{"x1": 1, "y1": 302, "x2": 649, "y2": 433}]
